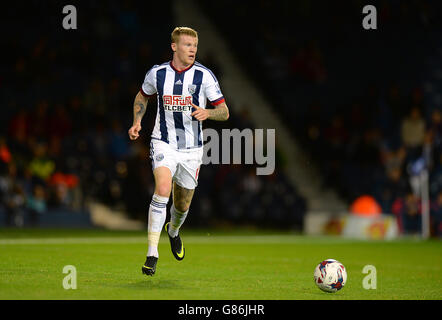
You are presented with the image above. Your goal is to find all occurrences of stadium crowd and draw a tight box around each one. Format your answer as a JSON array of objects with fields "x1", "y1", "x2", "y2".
[
  {"x1": 200, "y1": 0, "x2": 442, "y2": 236},
  {"x1": 0, "y1": 1, "x2": 306, "y2": 230}
]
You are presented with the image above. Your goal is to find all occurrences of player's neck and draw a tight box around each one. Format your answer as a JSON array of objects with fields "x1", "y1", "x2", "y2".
[{"x1": 171, "y1": 58, "x2": 193, "y2": 72}]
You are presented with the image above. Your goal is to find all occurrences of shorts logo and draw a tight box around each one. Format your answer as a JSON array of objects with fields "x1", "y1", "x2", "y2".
[
  {"x1": 156, "y1": 154, "x2": 164, "y2": 161},
  {"x1": 188, "y1": 84, "x2": 197, "y2": 95}
]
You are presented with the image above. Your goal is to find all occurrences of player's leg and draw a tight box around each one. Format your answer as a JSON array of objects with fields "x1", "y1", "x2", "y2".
[
  {"x1": 165, "y1": 145, "x2": 202, "y2": 259},
  {"x1": 168, "y1": 182, "x2": 194, "y2": 235},
  {"x1": 143, "y1": 139, "x2": 178, "y2": 276},
  {"x1": 148, "y1": 166, "x2": 172, "y2": 255},
  {"x1": 168, "y1": 183, "x2": 195, "y2": 244},
  {"x1": 142, "y1": 166, "x2": 173, "y2": 276},
  {"x1": 165, "y1": 182, "x2": 195, "y2": 261}
]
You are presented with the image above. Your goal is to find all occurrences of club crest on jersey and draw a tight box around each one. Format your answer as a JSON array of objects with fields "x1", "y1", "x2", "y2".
[
  {"x1": 155, "y1": 153, "x2": 164, "y2": 161},
  {"x1": 188, "y1": 84, "x2": 197, "y2": 95}
]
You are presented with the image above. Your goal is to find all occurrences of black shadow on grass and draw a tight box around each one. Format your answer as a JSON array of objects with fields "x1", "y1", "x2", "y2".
[{"x1": 117, "y1": 279, "x2": 185, "y2": 290}]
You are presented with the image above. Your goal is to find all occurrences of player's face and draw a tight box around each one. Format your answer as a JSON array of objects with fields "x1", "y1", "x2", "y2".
[{"x1": 174, "y1": 35, "x2": 198, "y2": 66}]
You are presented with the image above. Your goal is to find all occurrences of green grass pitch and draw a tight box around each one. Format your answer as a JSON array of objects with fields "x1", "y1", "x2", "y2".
[{"x1": 0, "y1": 228, "x2": 441, "y2": 300}]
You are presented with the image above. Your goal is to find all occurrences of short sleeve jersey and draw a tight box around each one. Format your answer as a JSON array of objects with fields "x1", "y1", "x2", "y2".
[{"x1": 140, "y1": 61, "x2": 225, "y2": 150}]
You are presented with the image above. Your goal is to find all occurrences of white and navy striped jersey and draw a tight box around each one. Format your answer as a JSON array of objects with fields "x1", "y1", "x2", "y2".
[{"x1": 140, "y1": 61, "x2": 225, "y2": 150}]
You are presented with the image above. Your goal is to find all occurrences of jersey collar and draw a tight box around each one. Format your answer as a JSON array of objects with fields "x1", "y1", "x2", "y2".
[{"x1": 169, "y1": 61, "x2": 194, "y2": 74}]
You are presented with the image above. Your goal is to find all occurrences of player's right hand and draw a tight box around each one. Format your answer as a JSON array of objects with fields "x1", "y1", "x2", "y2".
[{"x1": 128, "y1": 123, "x2": 141, "y2": 140}]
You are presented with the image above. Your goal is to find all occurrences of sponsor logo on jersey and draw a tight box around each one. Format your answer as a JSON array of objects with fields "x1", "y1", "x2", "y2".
[{"x1": 163, "y1": 95, "x2": 193, "y2": 112}]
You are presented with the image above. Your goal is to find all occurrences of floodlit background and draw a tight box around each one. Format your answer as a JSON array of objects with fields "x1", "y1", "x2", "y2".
[{"x1": 1, "y1": 0, "x2": 442, "y2": 239}]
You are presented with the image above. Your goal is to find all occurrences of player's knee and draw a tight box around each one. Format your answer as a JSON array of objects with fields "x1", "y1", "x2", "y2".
[
  {"x1": 174, "y1": 200, "x2": 190, "y2": 213},
  {"x1": 155, "y1": 184, "x2": 171, "y2": 198}
]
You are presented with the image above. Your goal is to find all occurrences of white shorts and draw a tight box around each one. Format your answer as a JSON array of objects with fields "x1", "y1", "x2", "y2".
[{"x1": 149, "y1": 139, "x2": 203, "y2": 190}]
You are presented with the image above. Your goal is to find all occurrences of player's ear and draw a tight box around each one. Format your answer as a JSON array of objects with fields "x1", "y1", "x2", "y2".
[{"x1": 171, "y1": 42, "x2": 177, "y2": 52}]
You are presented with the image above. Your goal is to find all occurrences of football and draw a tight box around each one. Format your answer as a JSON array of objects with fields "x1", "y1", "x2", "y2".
[{"x1": 314, "y1": 259, "x2": 347, "y2": 293}]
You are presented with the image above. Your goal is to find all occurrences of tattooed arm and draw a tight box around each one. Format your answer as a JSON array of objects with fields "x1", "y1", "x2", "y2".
[
  {"x1": 191, "y1": 102, "x2": 229, "y2": 121},
  {"x1": 208, "y1": 102, "x2": 229, "y2": 121},
  {"x1": 128, "y1": 91, "x2": 149, "y2": 140}
]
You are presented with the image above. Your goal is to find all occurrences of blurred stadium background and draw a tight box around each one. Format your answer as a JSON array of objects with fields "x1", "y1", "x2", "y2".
[{"x1": 1, "y1": 0, "x2": 442, "y2": 240}]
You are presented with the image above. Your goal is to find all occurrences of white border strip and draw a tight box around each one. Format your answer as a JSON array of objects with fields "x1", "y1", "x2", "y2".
[{"x1": 0, "y1": 235, "x2": 353, "y2": 245}]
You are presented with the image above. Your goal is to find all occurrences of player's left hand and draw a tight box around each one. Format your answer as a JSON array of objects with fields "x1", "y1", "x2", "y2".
[{"x1": 191, "y1": 103, "x2": 209, "y2": 121}]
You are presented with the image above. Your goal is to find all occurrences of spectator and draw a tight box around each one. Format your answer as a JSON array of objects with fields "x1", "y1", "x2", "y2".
[
  {"x1": 28, "y1": 141, "x2": 55, "y2": 183},
  {"x1": 430, "y1": 191, "x2": 442, "y2": 237},
  {"x1": 0, "y1": 162, "x2": 26, "y2": 226},
  {"x1": 108, "y1": 119, "x2": 130, "y2": 160},
  {"x1": 426, "y1": 109, "x2": 442, "y2": 167},
  {"x1": 48, "y1": 104, "x2": 72, "y2": 139},
  {"x1": 401, "y1": 106, "x2": 426, "y2": 161},
  {"x1": 401, "y1": 192, "x2": 422, "y2": 235},
  {"x1": 26, "y1": 184, "x2": 47, "y2": 226},
  {"x1": 0, "y1": 137, "x2": 12, "y2": 164},
  {"x1": 7, "y1": 107, "x2": 29, "y2": 143},
  {"x1": 30, "y1": 100, "x2": 50, "y2": 140}
]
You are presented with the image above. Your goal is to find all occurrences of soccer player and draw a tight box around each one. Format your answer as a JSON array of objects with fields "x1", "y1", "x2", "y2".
[{"x1": 128, "y1": 27, "x2": 229, "y2": 276}]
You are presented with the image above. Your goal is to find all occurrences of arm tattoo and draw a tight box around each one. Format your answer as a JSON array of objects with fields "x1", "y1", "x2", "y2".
[
  {"x1": 135, "y1": 102, "x2": 145, "y2": 119},
  {"x1": 208, "y1": 104, "x2": 229, "y2": 121},
  {"x1": 133, "y1": 93, "x2": 148, "y2": 123}
]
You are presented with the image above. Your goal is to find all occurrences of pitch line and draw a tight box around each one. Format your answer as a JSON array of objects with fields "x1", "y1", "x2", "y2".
[{"x1": 0, "y1": 235, "x2": 318, "y2": 245}]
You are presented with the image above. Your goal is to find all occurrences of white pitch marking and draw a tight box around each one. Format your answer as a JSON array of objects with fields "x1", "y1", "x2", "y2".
[{"x1": 0, "y1": 235, "x2": 357, "y2": 245}]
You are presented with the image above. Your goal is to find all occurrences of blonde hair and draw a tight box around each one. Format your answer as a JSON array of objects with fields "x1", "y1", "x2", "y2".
[{"x1": 171, "y1": 27, "x2": 198, "y2": 43}]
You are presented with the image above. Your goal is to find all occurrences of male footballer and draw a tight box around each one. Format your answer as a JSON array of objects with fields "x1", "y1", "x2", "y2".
[{"x1": 128, "y1": 27, "x2": 229, "y2": 276}]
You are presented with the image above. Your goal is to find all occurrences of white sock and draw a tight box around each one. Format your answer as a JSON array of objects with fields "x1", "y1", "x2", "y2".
[
  {"x1": 168, "y1": 205, "x2": 188, "y2": 238},
  {"x1": 147, "y1": 193, "x2": 169, "y2": 258}
]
